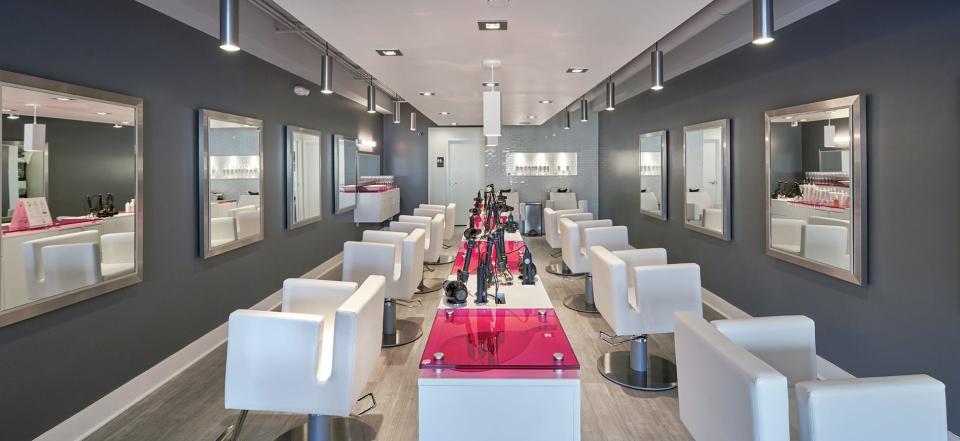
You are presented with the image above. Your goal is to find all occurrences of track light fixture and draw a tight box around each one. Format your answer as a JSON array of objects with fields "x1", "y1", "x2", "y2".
[
  {"x1": 563, "y1": 109, "x2": 571, "y2": 129},
  {"x1": 219, "y1": 0, "x2": 240, "y2": 52},
  {"x1": 651, "y1": 43, "x2": 664, "y2": 91},
  {"x1": 605, "y1": 78, "x2": 615, "y2": 111},
  {"x1": 753, "y1": 0, "x2": 775, "y2": 45},
  {"x1": 320, "y1": 45, "x2": 333, "y2": 94},
  {"x1": 366, "y1": 80, "x2": 376, "y2": 114},
  {"x1": 393, "y1": 100, "x2": 402, "y2": 124},
  {"x1": 410, "y1": 112, "x2": 417, "y2": 131},
  {"x1": 580, "y1": 98, "x2": 588, "y2": 122}
]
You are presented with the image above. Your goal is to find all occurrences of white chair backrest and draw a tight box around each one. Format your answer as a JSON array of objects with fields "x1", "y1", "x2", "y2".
[
  {"x1": 211, "y1": 217, "x2": 237, "y2": 243},
  {"x1": 419, "y1": 204, "x2": 456, "y2": 239},
  {"x1": 333, "y1": 276, "x2": 386, "y2": 405},
  {"x1": 633, "y1": 263, "x2": 702, "y2": 334},
  {"x1": 703, "y1": 208, "x2": 723, "y2": 232},
  {"x1": 101, "y1": 232, "x2": 135, "y2": 265},
  {"x1": 238, "y1": 194, "x2": 261, "y2": 208},
  {"x1": 582, "y1": 226, "x2": 631, "y2": 254},
  {"x1": 210, "y1": 201, "x2": 237, "y2": 218},
  {"x1": 771, "y1": 218, "x2": 805, "y2": 251},
  {"x1": 560, "y1": 218, "x2": 612, "y2": 273},
  {"x1": 808, "y1": 216, "x2": 851, "y2": 253},
  {"x1": 802, "y1": 224, "x2": 849, "y2": 269},
  {"x1": 549, "y1": 192, "x2": 578, "y2": 210},
  {"x1": 43, "y1": 243, "x2": 103, "y2": 296},
  {"x1": 713, "y1": 316, "x2": 817, "y2": 387},
  {"x1": 363, "y1": 230, "x2": 406, "y2": 267},
  {"x1": 398, "y1": 215, "x2": 432, "y2": 250},
  {"x1": 674, "y1": 311, "x2": 790, "y2": 441},
  {"x1": 22, "y1": 230, "x2": 101, "y2": 298},
  {"x1": 591, "y1": 247, "x2": 672, "y2": 336},
  {"x1": 235, "y1": 210, "x2": 260, "y2": 239},
  {"x1": 407, "y1": 211, "x2": 443, "y2": 262},
  {"x1": 399, "y1": 229, "x2": 426, "y2": 298},
  {"x1": 342, "y1": 241, "x2": 395, "y2": 288},
  {"x1": 544, "y1": 208, "x2": 582, "y2": 248},
  {"x1": 640, "y1": 192, "x2": 659, "y2": 212},
  {"x1": 686, "y1": 191, "x2": 714, "y2": 220}
]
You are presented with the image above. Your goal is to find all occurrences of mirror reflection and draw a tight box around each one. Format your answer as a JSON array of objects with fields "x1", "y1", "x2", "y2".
[
  {"x1": 333, "y1": 134, "x2": 357, "y2": 214},
  {"x1": 286, "y1": 126, "x2": 322, "y2": 229},
  {"x1": 639, "y1": 130, "x2": 667, "y2": 219},
  {"x1": 0, "y1": 81, "x2": 140, "y2": 316},
  {"x1": 200, "y1": 110, "x2": 263, "y2": 257},
  {"x1": 766, "y1": 96, "x2": 864, "y2": 283},
  {"x1": 684, "y1": 119, "x2": 730, "y2": 239}
]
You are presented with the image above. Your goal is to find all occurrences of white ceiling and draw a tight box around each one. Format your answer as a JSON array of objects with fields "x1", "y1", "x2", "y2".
[
  {"x1": 2, "y1": 86, "x2": 135, "y2": 125},
  {"x1": 273, "y1": 0, "x2": 711, "y2": 126}
]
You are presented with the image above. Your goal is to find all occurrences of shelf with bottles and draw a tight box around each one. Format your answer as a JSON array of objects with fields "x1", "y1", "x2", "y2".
[
  {"x1": 505, "y1": 152, "x2": 578, "y2": 177},
  {"x1": 209, "y1": 155, "x2": 260, "y2": 180}
]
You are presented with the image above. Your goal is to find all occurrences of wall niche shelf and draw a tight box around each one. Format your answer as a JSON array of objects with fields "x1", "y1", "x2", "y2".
[{"x1": 506, "y1": 152, "x2": 578, "y2": 176}]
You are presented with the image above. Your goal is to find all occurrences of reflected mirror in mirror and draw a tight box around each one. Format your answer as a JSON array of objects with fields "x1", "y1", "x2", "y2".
[
  {"x1": 639, "y1": 130, "x2": 667, "y2": 220},
  {"x1": 765, "y1": 95, "x2": 865, "y2": 284},
  {"x1": 286, "y1": 126, "x2": 322, "y2": 229},
  {"x1": 0, "y1": 70, "x2": 142, "y2": 326},
  {"x1": 683, "y1": 119, "x2": 731, "y2": 240},
  {"x1": 199, "y1": 110, "x2": 263, "y2": 258},
  {"x1": 333, "y1": 134, "x2": 358, "y2": 214}
]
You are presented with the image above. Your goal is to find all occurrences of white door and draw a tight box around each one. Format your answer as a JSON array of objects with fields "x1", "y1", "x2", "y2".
[{"x1": 447, "y1": 139, "x2": 483, "y2": 225}]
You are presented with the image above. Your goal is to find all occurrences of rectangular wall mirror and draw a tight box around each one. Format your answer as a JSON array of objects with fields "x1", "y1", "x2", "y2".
[
  {"x1": 285, "y1": 125, "x2": 322, "y2": 229},
  {"x1": 333, "y1": 134, "x2": 357, "y2": 214},
  {"x1": 639, "y1": 130, "x2": 667, "y2": 220},
  {"x1": 357, "y1": 152, "x2": 381, "y2": 178},
  {"x1": 198, "y1": 109, "x2": 263, "y2": 258},
  {"x1": 683, "y1": 119, "x2": 731, "y2": 240},
  {"x1": 765, "y1": 95, "x2": 865, "y2": 284},
  {"x1": 0, "y1": 69, "x2": 143, "y2": 327}
]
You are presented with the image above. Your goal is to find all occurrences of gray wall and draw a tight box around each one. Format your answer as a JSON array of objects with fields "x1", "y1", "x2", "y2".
[
  {"x1": 0, "y1": 1, "x2": 382, "y2": 439},
  {"x1": 383, "y1": 102, "x2": 435, "y2": 215},
  {"x1": 598, "y1": 0, "x2": 960, "y2": 430}
]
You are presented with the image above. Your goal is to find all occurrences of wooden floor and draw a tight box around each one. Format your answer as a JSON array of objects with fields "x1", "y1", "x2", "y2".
[{"x1": 88, "y1": 233, "x2": 721, "y2": 441}]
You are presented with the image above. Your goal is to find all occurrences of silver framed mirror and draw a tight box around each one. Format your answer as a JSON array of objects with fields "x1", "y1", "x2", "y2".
[
  {"x1": 285, "y1": 125, "x2": 322, "y2": 229},
  {"x1": 683, "y1": 119, "x2": 731, "y2": 240},
  {"x1": 764, "y1": 95, "x2": 866, "y2": 285},
  {"x1": 332, "y1": 134, "x2": 358, "y2": 214},
  {"x1": 198, "y1": 109, "x2": 264, "y2": 258},
  {"x1": 639, "y1": 130, "x2": 667, "y2": 220},
  {"x1": 0, "y1": 69, "x2": 143, "y2": 327}
]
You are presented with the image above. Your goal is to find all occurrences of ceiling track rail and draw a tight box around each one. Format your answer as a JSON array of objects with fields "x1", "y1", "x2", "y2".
[{"x1": 247, "y1": 0, "x2": 403, "y2": 100}]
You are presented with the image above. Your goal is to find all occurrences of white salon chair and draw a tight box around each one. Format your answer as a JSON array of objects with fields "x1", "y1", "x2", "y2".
[
  {"x1": 808, "y1": 215, "x2": 851, "y2": 255},
  {"x1": 235, "y1": 209, "x2": 260, "y2": 240},
  {"x1": 237, "y1": 194, "x2": 261, "y2": 208},
  {"x1": 210, "y1": 217, "x2": 237, "y2": 247},
  {"x1": 544, "y1": 207, "x2": 581, "y2": 255},
  {"x1": 101, "y1": 232, "x2": 135, "y2": 279},
  {"x1": 703, "y1": 208, "x2": 723, "y2": 232},
  {"x1": 419, "y1": 203, "x2": 456, "y2": 245},
  {"x1": 640, "y1": 191, "x2": 659, "y2": 213},
  {"x1": 802, "y1": 224, "x2": 849, "y2": 270},
  {"x1": 674, "y1": 312, "x2": 947, "y2": 441},
  {"x1": 771, "y1": 218, "x2": 805, "y2": 254},
  {"x1": 397, "y1": 214, "x2": 446, "y2": 293},
  {"x1": 591, "y1": 246, "x2": 701, "y2": 390},
  {"x1": 210, "y1": 201, "x2": 237, "y2": 218},
  {"x1": 685, "y1": 190, "x2": 713, "y2": 222},
  {"x1": 413, "y1": 207, "x2": 453, "y2": 264},
  {"x1": 222, "y1": 276, "x2": 385, "y2": 441},
  {"x1": 546, "y1": 191, "x2": 587, "y2": 212},
  {"x1": 342, "y1": 230, "x2": 424, "y2": 347},
  {"x1": 545, "y1": 211, "x2": 592, "y2": 276},
  {"x1": 558, "y1": 217, "x2": 614, "y2": 313},
  {"x1": 22, "y1": 230, "x2": 104, "y2": 300}
]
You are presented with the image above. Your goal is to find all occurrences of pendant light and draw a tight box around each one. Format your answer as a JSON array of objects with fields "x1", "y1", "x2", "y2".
[
  {"x1": 823, "y1": 118, "x2": 836, "y2": 148},
  {"x1": 410, "y1": 112, "x2": 417, "y2": 131},
  {"x1": 563, "y1": 108, "x2": 571, "y2": 130},
  {"x1": 219, "y1": 0, "x2": 240, "y2": 52},
  {"x1": 320, "y1": 44, "x2": 333, "y2": 94},
  {"x1": 482, "y1": 60, "x2": 502, "y2": 137},
  {"x1": 579, "y1": 97, "x2": 589, "y2": 122},
  {"x1": 752, "y1": 0, "x2": 775, "y2": 45},
  {"x1": 604, "y1": 78, "x2": 615, "y2": 111},
  {"x1": 651, "y1": 42, "x2": 664, "y2": 91},
  {"x1": 366, "y1": 79, "x2": 376, "y2": 114},
  {"x1": 392, "y1": 100, "x2": 402, "y2": 124},
  {"x1": 24, "y1": 104, "x2": 46, "y2": 153}
]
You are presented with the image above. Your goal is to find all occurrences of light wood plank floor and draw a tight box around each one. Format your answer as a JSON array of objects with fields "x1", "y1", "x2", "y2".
[{"x1": 88, "y1": 233, "x2": 719, "y2": 441}]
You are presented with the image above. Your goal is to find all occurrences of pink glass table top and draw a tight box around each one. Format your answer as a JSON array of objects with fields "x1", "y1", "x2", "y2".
[
  {"x1": 450, "y1": 240, "x2": 525, "y2": 275},
  {"x1": 420, "y1": 308, "x2": 580, "y2": 370}
]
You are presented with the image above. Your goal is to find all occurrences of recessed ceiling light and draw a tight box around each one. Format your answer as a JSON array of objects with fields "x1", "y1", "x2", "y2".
[
  {"x1": 451, "y1": 122, "x2": 458, "y2": 126},
  {"x1": 527, "y1": 115, "x2": 536, "y2": 119},
  {"x1": 539, "y1": 100, "x2": 552, "y2": 104},
  {"x1": 419, "y1": 91, "x2": 435, "y2": 96},
  {"x1": 94, "y1": 112, "x2": 110, "y2": 115},
  {"x1": 482, "y1": 81, "x2": 500, "y2": 87},
  {"x1": 52, "y1": 97, "x2": 73, "y2": 101},
  {"x1": 6, "y1": 114, "x2": 19, "y2": 120},
  {"x1": 566, "y1": 68, "x2": 589, "y2": 73},
  {"x1": 375, "y1": 49, "x2": 403, "y2": 56},
  {"x1": 478, "y1": 20, "x2": 508, "y2": 31},
  {"x1": 785, "y1": 116, "x2": 793, "y2": 119},
  {"x1": 121, "y1": 121, "x2": 131, "y2": 125},
  {"x1": 113, "y1": 123, "x2": 123, "y2": 128},
  {"x1": 1, "y1": 109, "x2": 11, "y2": 112},
  {"x1": 439, "y1": 112, "x2": 450, "y2": 115}
]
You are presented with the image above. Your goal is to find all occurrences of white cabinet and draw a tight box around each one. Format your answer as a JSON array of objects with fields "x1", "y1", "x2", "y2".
[{"x1": 353, "y1": 187, "x2": 400, "y2": 223}]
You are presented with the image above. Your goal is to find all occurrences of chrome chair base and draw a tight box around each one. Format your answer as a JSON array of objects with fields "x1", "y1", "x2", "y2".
[
  {"x1": 432, "y1": 254, "x2": 456, "y2": 265},
  {"x1": 563, "y1": 294, "x2": 599, "y2": 313},
  {"x1": 597, "y1": 351, "x2": 677, "y2": 392},
  {"x1": 545, "y1": 261, "x2": 584, "y2": 277},
  {"x1": 275, "y1": 414, "x2": 376, "y2": 441},
  {"x1": 382, "y1": 319, "x2": 423, "y2": 348}
]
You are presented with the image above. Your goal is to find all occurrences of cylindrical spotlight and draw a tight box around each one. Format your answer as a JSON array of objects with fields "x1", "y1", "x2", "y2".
[
  {"x1": 753, "y1": 0, "x2": 775, "y2": 45},
  {"x1": 320, "y1": 54, "x2": 333, "y2": 94},
  {"x1": 563, "y1": 109, "x2": 571, "y2": 129},
  {"x1": 410, "y1": 112, "x2": 417, "y2": 131},
  {"x1": 219, "y1": 0, "x2": 240, "y2": 52},
  {"x1": 651, "y1": 48, "x2": 664, "y2": 91},
  {"x1": 580, "y1": 98, "x2": 589, "y2": 122},
  {"x1": 366, "y1": 82, "x2": 376, "y2": 114},
  {"x1": 393, "y1": 101, "x2": 402, "y2": 124},
  {"x1": 605, "y1": 79, "x2": 615, "y2": 111}
]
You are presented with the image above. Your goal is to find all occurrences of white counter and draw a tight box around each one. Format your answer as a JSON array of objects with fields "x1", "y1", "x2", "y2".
[{"x1": 354, "y1": 187, "x2": 400, "y2": 223}]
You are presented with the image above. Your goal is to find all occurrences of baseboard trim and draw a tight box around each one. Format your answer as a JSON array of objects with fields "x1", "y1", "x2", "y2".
[
  {"x1": 703, "y1": 288, "x2": 958, "y2": 439},
  {"x1": 34, "y1": 253, "x2": 343, "y2": 441}
]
